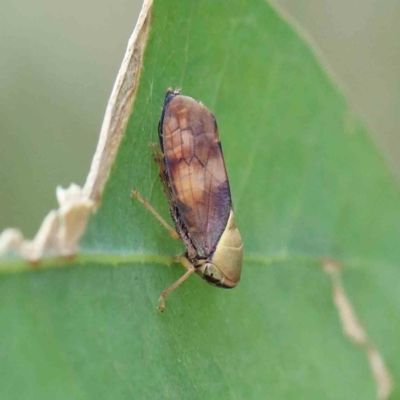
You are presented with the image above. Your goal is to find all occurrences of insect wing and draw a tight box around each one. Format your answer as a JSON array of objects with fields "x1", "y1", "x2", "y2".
[{"x1": 161, "y1": 94, "x2": 232, "y2": 258}]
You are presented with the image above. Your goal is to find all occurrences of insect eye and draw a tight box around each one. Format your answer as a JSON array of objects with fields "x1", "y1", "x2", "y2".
[{"x1": 203, "y1": 263, "x2": 223, "y2": 284}]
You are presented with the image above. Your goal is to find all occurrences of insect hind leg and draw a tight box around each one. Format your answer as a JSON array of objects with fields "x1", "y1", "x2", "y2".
[
  {"x1": 130, "y1": 189, "x2": 179, "y2": 240},
  {"x1": 149, "y1": 142, "x2": 165, "y2": 170},
  {"x1": 149, "y1": 142, "x2": 172, "y2": 197}
]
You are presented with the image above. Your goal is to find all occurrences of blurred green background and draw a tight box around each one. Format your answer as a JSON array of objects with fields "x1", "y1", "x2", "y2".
[{"x1": 1, "y1": 0, "x2": 399, "y2": 238}]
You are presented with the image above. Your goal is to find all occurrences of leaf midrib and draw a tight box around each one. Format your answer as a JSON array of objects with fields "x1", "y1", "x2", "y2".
[{"x1": 0, "y1": 251, "x2": 396, "y2": 275}]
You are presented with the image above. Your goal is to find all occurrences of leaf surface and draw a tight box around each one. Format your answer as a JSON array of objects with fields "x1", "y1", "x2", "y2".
[{"x1": 1, "y1": 0, "x2": 399, "y2": 398}]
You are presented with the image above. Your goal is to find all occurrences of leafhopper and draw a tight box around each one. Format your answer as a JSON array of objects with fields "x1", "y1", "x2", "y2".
[{"x1": 132, "y1": 89, "x2": 243, "y2": 312}]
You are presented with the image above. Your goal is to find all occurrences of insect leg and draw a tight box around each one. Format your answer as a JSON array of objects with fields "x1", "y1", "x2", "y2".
[
  {"x1": 149, "y1": 143, "x2": 171, "y2": 194},
  {"x1": 130, "y1": 189, "x2": 179, "y2": 239},
  {"x1": 158, "y1": 255, "x2": 196, "y2": 313},
  {"x1": 149, "y1": 142, "x2": 164, "y2": 167}
]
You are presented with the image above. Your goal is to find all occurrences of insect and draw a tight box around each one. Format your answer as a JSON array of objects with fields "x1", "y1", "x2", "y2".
[{"x1": 131, "y1": 88, "x2": 243, "y2": 312}]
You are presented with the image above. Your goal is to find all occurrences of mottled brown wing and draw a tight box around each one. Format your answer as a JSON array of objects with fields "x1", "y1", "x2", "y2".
[{"x1": 161, "y1": 94, "x2": 232, "y2": 258}]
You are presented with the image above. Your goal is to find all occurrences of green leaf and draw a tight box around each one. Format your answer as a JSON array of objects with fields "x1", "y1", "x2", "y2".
[{"x1": 1, "y1": 0, "x2": 399, "y2": 398}]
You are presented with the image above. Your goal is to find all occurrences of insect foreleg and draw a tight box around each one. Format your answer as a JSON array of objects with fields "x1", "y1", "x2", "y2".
[
  {"x1": 158, "y1": 255, "x2": 196, "y2": 313},
  {"x1": 130, "y1": 189, "x2": 179, "y2": 239}
]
